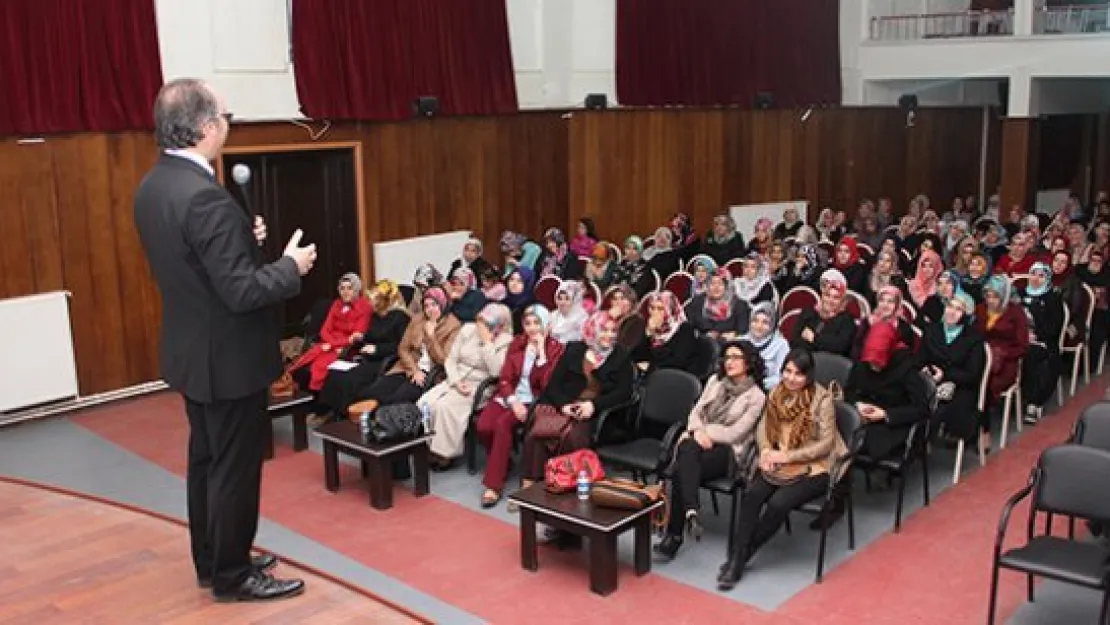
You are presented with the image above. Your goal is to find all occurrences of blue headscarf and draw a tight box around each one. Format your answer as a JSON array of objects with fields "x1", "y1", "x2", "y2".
[
  {"x1": 503, "y1": 266, "x2": 536, "y2": 310},
  {"x1": 1026, "y1": 262, "x2": 1052, "y2": 297}
]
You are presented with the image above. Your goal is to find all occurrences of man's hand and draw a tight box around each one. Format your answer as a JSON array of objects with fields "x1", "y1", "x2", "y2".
[
  {"x1": 253, "y1": 216, "x2": 268, "y2": 246},
  {"x1": 284, "y1": 229, "x2": 317, "y2": 276}
]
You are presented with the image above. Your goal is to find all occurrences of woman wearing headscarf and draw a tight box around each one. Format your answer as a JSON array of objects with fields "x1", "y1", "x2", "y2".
[
  {"x1": 613, "y1": 236, "x2": 655, "y2": 298},
  {"x1": 449, "y1": 237, "x2": 491, "y2": 282},
  {"x1": 550, "y1": 281, "x2": 589, "y2": 344},
  {"x1": 815, "y1": 208, "x2": 844, "y2": 244},
  {"x1": 949, "y1": 235, "x2": 980, "y2": 278},
  {"x1": 583, "y1": 242, "x2": 617, "y2": 290},
  {"x1": 747, "y1": 218, "x2": 775, "y2": 256},
  {"x1": 1076, "y1": 248, "x2": 1110, "y2": 362},
  {"x1": 918, "y1": 269, "x2": 960, "y2": 328},
  {"x1": 475, "y1": 304, "x2": 565, "y2": 507},
  {"x1": 773, "y1": 207, "x2": 803, "y2": 241},
  {"x1": 290, "y1": 273, "x2": 372, "y2": 392},
  {"x1": 353, "y1": 286, "x2": 462, "y2": 414},
  {"x1": 421, "y1": 303, "x2": 513, "y2": 469},
  {"x1": 974, "y1": 274, "x2": 1029, "y2": 452},
  {"x1": 704, "y1": 214, "x2": 746, "y2": 266},
  {"x1": 777, "y1": 244, "x2": 821, "y2": 294},
  {"x1": 741, "y1": 302, "x2": 790, "y2": 390},
  {"x1": 733, "y1": 253, "x2": 775, "y2": 307},
  {"x1": 446, "y1": 267, "x2": 488, "y2": 323},
  {"x1": 845, "y1": 318, "x2": 931, "y2": 461},
  {"x1": 654, "y1": 340, "x2": 767, "y2": 563},
  {"x1": 963, "y1": 251, "x2": 992, "y2": 304},
  {"x1": 499, "y1": 230, "x2": 543, "y2": 276},
  {"x1": 792, "y1": 269, "x2": 857, "y2": 357},
  {"x1": 479, "y1": 264, "x2": 506, "y2": 302},
  {"x1": 539, "y1": 227, "x2": 584, "y2": 280},
  {"x1": 907, "y1": 248, "x2": 942, "y2": 309},
  {"x1": 633, "y1": 290, "x2": 698, "y2": 374},
  {"x1": 520, "y1": 311, "x2": 635, "y2": 548},
  {"x1": 717, "y1": 348, "x2": 846, "y2": 590},
  {"x1": 317, "y1": 280, "x2": 411, "y2": 419},
  {"x1": 687, "y1": 268, "x2": 750, "y2": 343},
  {"x1": 607, "y1": 283, "x2": 648, "y2": 351},
  {"x1": 689, "y1": 256, "x2": 718, "y2": 298},
  {"x1": 920, "y1": 292, "x2": 985, "y2": 444},
  {"x1": 410, "y1": 263, "x2": 445, "y2": 315},
  {"x1": 502, "y1": 266, "x2": 536, "y2": 332},
  {"x1": 1018, "y1": 262, "x2": 1064, "y2": 424},
  {"x1": 863, "y1": 250, "x2": 906, "y2": 310},
  {"x1": 855, "y1": 285, "x2": 916, "y2": 357},
  {"x1": 1051, "y1": 250, "x2": 1086, "y2": 343},
  {"x1": 766, "y1": 241, "x2": 789, "y2": 287},
  {"x1": 980, "y1": 222, "x2": 1010, "y2": 267},
  {"x1": 670, "y1": 212, "x2": 698, "y2": 250},
  {"x1": 831, "y1": 236, "x2": 867, "y2": 294}
]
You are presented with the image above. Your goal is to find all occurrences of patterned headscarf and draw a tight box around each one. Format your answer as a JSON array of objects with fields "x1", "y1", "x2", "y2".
[
  {"x1": 582, "y1": 310, "x2": 618, "y2": 364},
  {"x1": 644, "y1": 291, "x2": 686, "y2": 347},
  {"x1": 422, "y1": 286, "x2": 449, "y2": 313},
  {"x1": 624, "y1": 235, "x2": 644, "y2": 255},
  {"x1": 703, "y1": 268, "x2": 734, "y2": 322},
  {"x1": 413, "y1": 263, "x2": 444, "y2": 288},
  {"x1": 450, "y1": 267, "x2": 477, "y2": 291},
  {"x1": 499, "y1": 231, "x2": 527, "y2": 254},
  {"x1": 1026, "y1": 262, "x2": 1052, "y2": 297}
]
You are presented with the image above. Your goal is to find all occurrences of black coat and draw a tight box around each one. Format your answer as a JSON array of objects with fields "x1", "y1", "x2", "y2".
[
  {"x1": 1019, "y1": 288, "x2": 1064, "y2": 349},
  {"x1": 685, "y1": 295, "x2": 750, "y2": 338},
  {"x1": 918, "y1": 321, "x2": 986, "y2": 440},
  {"x1": 792, "y1": 309, "x2": 856, "y2": 357},
  {"x1": 133, "y1": 155, "x2": 301, "y2": 403},
  {"x1": 539, "y1": 341, "x2": 633, "y2": 414},
  {"x1": 632, "y1": 323, "x2": 699, "y2": 375},
  {"x1": 703, "y1": 235, "x2": 747, "y2": 267},
  {"x1": 844, "y1": 351, "x2": 931, "y2": 459}
]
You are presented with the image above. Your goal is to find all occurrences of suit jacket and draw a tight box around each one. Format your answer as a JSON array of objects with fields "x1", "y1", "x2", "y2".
[{"x1": 133, "y1": 154, "x2": 301, "y2": 403}]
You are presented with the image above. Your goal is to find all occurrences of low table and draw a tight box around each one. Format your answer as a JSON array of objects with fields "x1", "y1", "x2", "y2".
[
  {"x1": 314, "y1": 420, "x2": 431, "y2": 510},
  {"x1": 265, "y1": 390, "x2": 313, "y2": 460},
  {"x1": 507, "y1": 482, "x2": 662, "y2": 596}
]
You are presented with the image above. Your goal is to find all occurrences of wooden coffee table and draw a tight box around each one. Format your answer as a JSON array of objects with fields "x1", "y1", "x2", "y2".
[
  {"x1": 507, "y1": 482, "x2": 662, "y2": 596},
  {"x1": 313, "y1": 420, "x2": 431, "y2": 510},
  {"x1": 265, "y1": 390, "x2": 313, "y2": 460}
]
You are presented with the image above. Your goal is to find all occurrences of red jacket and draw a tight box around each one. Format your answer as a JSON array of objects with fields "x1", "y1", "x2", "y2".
[
  {"x1": 292, "y1": 297, "x2": 372, "y2": 391},
  {"x1": 494, "y1": 334, "x2": 564, "y2": 403}
]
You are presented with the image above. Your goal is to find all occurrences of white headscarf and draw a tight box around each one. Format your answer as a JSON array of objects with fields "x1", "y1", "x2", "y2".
[{"x1": 549, "y1": 282, "x2": 588, "y2": 344}]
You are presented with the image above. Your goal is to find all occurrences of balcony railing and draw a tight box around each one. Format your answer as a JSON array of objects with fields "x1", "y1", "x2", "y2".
[
  {"x1": 1035, "y1": 4, "x2": 1110, "y2": 34},
  {"x1": 870, "y1": 10, "x2": 1014, "y2": 41}
]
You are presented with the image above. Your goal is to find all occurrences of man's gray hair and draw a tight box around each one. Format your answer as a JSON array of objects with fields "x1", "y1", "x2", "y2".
[{"x1": 153, "y1": 78, "x2": 219, "y2": 149}]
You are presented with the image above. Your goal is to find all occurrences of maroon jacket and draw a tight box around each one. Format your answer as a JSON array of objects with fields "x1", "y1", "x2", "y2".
[
  {"x1": 494, "y1": 334, "x2": 565, "y2": 403},
  {"x1": 974, "y1": 303, "x2": 1029, "y2": 399}
]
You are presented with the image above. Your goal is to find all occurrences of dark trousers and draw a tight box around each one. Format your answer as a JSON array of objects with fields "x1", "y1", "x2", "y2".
[
  {"x1": 667, "y1": 439, "x2": 732, "y2": 535},
  {"x1": 730, "y1": 472, "x2": 830, "y2": 559},
  {"x1": 521, "y1": 412, "x2": 593, "y2": 481},
  {"x1": 364, "y1": 372, "x2": 423, "y2": 406},
  {"x1": 184, "y1": 391, "x2": 268, "y2": 592},
  {"x1": 1022, "y1": 343, "x2": 1060, "y2": 407}
]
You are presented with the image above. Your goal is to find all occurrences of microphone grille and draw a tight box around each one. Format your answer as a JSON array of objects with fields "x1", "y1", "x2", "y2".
[{"x1": 231, "y1": 163, "x2": 251, "y2": 185}]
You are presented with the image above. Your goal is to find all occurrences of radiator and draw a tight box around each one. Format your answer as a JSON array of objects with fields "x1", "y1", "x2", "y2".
[{"x1": 0, "y1": 291, "x2": 80, "y2": 414}]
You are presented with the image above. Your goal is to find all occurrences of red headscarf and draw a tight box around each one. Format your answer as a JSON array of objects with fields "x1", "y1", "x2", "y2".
[
  {"x1": 861, "y1": 320, "x2": 899, "y2": 370},
  {"x1": 833, "y1": 236, "x2": 860, "y2": 270}
]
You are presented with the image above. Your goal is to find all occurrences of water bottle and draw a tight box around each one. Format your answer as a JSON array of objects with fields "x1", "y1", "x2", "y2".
[
  {"x1": 420, "y1": 402, "x2": 432, "y2": 435},
  {"x1": 358, "y1": 411, "x2": 371, "y2": 434},
  {"x1": 576, "y1": 470, "x2": 591, "y2": 501}
]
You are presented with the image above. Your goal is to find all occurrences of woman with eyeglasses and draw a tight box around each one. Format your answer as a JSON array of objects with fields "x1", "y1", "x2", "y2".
[
  {"x1": 290, "y1": 273, "x2": 372, "y2": 393},
  {"x1": 654, "y1": 341, "x2": 766, "y2": 562}
]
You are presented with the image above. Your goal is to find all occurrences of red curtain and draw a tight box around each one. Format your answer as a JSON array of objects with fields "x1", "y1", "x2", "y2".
[
  {"x1": 0, "y1": 0, "x2": 164, "y2": 135},
  {"x1": 616, "y1": 0, "x2": 841, "y2": 108},
  {"x1": 292, "y1": 0, "x2": 518, "y2": 120}
]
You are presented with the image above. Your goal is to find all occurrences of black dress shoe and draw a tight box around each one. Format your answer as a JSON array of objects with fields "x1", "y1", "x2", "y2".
[
  {"x1": 652, "y1": 535, "x2": 683, "y2": 562},
  {"x1": 198, "y1": 554, "x2": 279, "y2": 588},
  {"x1": 716, "y1": 557, "x2": 745, "y2": 591},
  {"x1": 213, "y1": 571, "x2": 305, "y2": 602}
]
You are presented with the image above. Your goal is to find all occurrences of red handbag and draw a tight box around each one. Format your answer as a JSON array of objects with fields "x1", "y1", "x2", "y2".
[{"x1": 544, "y1": 449, "x2": 605, "y2": 494}]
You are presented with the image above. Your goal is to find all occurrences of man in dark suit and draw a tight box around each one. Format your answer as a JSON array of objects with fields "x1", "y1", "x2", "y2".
[{"x1": 134, "y1": 78, "x2": 315, "y2": 602}]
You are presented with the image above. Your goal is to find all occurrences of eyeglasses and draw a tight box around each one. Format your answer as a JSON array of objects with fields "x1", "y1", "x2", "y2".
[{"x1": 722, "y1": 354, "x2": 744, "y2": 362}]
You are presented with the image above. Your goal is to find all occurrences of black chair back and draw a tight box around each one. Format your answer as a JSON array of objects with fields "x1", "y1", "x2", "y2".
[
  {"x1": 301, "y1": 297, "x2": 333, "y2": 342},
  {"x1": 690, "y1": 334, "x2": 719, "y2": 382},
  {"x1": 1035, "y1": 445, "x2": 1110, "y2": 521},
  {"x1": 638, "y1": 369, "x2": 702, "y2": 430},
  {"x1": 813, "y1": 352, "x2": 852, "y2": 389},
  {"x1": 1074, "y1": 403, "x2": 1110, "y2": 452},
  {"x1": 834, "y1": 400, "x2": 864, "y2": 453}
]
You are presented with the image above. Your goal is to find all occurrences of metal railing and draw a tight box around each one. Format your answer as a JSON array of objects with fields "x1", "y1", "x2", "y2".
[
  {"x1": 1035, "y1": 4, "x2": 1110, "y2": 34},
  {"x1": 870, "y1": 10, "x2": 1015, "y2": 40}
]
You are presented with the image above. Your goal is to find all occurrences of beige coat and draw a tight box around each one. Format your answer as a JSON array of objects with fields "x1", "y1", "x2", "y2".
[
  {"x1": 682, "y1": 377, "x2": 767, "y2": 461},
  {"x1": 756, "y1": 384, "x2": 849, "y2": 480},
  {"x1": 422, "y1": 323, "x2": 512, "y2": 458},
  {"x1": 388, "y1": 313, "x2": 461, "y2": 377}
]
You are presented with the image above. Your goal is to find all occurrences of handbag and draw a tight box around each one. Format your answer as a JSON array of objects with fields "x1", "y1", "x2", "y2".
[
  {"x1": 763, "y1": 463, "x2": 812, "y2": 487},
  {"x1": 590, "y1": 478, "x2": 664, "y2": 511},
  {"x1": 529, "y1": 404, "x2": 575, "y2": 440},
  {"x1": 270, "y1": 370, "x2": 296, "y2": 399},
  {"x1": 544, "y1": 449, "x2": 604, "y2": 494},
  {"x1": 367, "y1": 403, "x2": 423, "y2": 443}
]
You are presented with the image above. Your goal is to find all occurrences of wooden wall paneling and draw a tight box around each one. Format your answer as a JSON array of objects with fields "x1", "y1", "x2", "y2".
[
  {"x1": 999, "y1": 118, "x2": 1041, "y2": 212},
  {"x1": 1096, "y1": 112, "x2": 1110, "y2": 197},
  {"x1": 0, "y1": 141, "x2": 62, "y2": 298},
  {"x1": 984, "y1": 109, "x2": 1004, "y2": 205}
]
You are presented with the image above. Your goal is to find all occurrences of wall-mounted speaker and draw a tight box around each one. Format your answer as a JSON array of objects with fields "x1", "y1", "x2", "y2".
[
  {"x1": 413, "y1": 96, "x2": 439, "y2": 118},
  {"x1": 898, "y1": 94, "x2": 919, "y2": 111},
  {"x1": 754, "y1": 92, "x2": 775, "y2": 110},
  {"x1": 584, "y1": 93, "x2": 608, "y2": 110}
]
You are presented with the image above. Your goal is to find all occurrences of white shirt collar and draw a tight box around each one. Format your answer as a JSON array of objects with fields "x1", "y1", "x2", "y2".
[{"x1": 164, "y1": 149, "x2": 214, "y2": 176}]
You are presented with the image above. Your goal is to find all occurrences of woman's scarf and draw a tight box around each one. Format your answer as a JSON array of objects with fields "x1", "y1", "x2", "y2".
[
  {"x1": 338, "y1": 272, "x2": 363, "y2": 297},
  {"x1": 413, "y1": 263, "x2": 444, "y2": 288},
  {"x1": 645, "y1": 291, "x2": 686, "y2": 346},
  {"x1": 818, "y1": 269, "x2": 848, "y2": 319},
  {"x1": 699, "y1": 376, "x2": 755, "y2": 426},
  {"x1": 551, "y1": 282, "x2": 589, "y2": 340},
  {"x1": 423, "y1": 286, "x2": 449, "y2": 311},
  {"x1": 793, "y1": 244, "x2": 820, "y2": 284},
  {"x1": 764, "y1": 383, "x2": 816, "y2": 452},
  {"x1": 833, "y1": 236, "x2": 860, "y2": 270},
  {"x1": 625, "y1": 235, "x2": 644, "y2": 256},
  {"x1": 582, "y1": 310, "x2": 617, "y2": 365},
  {"x1": 372, "y1": 279, "x2": 406, "y2": 313},
  {"x1": 745, "y1": 302, "x2": 779, "y2": 349},
  {"x1": 1051, "y1": 252, "x2": 1072, "y2": 288},
  {"x1": 451, "y1": 267, "x2": 478, "y2": 291},
  {"x1": 937, "y1": 270, "x2": 960, "y2": 303},
  {"x1": 670, "y1": 212, "x2": 695, "y2": 249},
  {"x1": 708, "y1": 215, "x2": 738, "y2": 245},
  {"x1": 703, "y1": 269, "x2": 734, "y2": 322},
  {"x1": 869, "y1": 251, "x2": 899, "y2": 295},
  {"x1": 478, "y1": 303, "x2": 513, "y2": 338},
  {"x1": 908, "y1": 248, "x2": 942, "y2": 307},
  {"x1": 815, "y1": 208, "x2": 836, "y2": 240},
  {"x1": 983, "y1": 275, "x2": 1012, "y2": 315},
  {"x1": 1026, "y1": 262, "x2": 1052, "y2": 297},
  {"x1": 691, "y1": 256, "x2": 719, "y2": 295},
  {"x1": 503, "y1": 266, "x2": 536, "y2": 310},
  {"x1": 540, "y1": 227, "x2": 568, "y2": 277},
  {"x1": 523, "y1": 304, "x2": 551, "y2": 332},
  {"x1": 734, "y1": 253, "x2": 770, "y2": 303},
  {"x1": 499, "y1": 230, "x2": 527, "y2": 255},
  {"x1": 944, "y1": 292, "x2": 975, "y2": 344},
  {"x1": 869, "y1": 285, "x2": 904, "y2": 325},
  {"x1": 459, "y1": 237, "x2": 483, "y2": 269}
]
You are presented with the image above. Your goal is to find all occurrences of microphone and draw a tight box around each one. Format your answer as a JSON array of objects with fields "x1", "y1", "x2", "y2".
[{"x1": 231, "y1": 163, "x2": 252, "y2": 213}]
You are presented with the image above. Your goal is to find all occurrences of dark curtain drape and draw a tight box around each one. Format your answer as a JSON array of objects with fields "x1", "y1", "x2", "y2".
[
  {"x1": 0, "y1": 0, "x2": 163, "y2": 135},
  {"x1": 616, "y1": 0, "x2": 841, "y2": 108},
  {"x1": 292, "y1": 0, "x2": 518, "y2": 120}
]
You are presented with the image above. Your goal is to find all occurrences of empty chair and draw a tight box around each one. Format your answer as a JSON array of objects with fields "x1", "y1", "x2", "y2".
[
  {"x1": 533, "y1": 275, "x2": 561, "y2": 310},
  {"x1": 778, "y1": 286, "x2": 820, "y2": 317},
  {"x1": 813, "y1": 352, "x2": 853, "y2": 390},
  {"x1": 664, "y1": 271, "x2": 696, "y2": 304}
]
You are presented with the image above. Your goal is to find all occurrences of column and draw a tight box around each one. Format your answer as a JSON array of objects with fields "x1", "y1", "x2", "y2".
[
  {"x1": 1095, "y1": 112, "x2": 1110, "y2": 196},
  {"x1": 1013, "y1": 0, "x2": 1035, "y2": 35},
  {"x1": 999, "y1": 117, "x2": 1041, "y2": 212}
]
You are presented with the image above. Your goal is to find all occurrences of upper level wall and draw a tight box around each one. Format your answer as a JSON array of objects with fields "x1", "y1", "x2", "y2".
[{"x1": 156, "y1": 0, "x2": 616, "y2": 120}]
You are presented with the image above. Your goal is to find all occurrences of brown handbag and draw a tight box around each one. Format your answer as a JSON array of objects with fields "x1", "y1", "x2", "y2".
[
  {"x1": 529, "y1": 404, "x2": 575, "y2": 440},
  {"x1": 270, "y1": 370, "x2": 296, "y2": 399},
  {"x1": 589, "y1": 478, "x2": 669, "y2": 530}
]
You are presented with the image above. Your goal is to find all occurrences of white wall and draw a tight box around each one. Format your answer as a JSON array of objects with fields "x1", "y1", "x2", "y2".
[
  {"x1": 863, "y1": 78, "x2": 1004, "y2": 106},
  {"x1": 157, "y1": 0, "x2": 615, "y2": 119},
  {"x1": 155, "y1": 0, "x2": 301, "y2": 120},
  {"x1": 1031, "y1": 78, "x2": 1110, "y2": 115}
]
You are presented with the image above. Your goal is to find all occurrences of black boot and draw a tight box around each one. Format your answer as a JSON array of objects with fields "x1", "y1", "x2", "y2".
[
  {"x1": 717, "y1": 549, "x2": 747, "y2": 591},
  {"x1": 653, "y1": 534, "x2": 683, "y2": 562}
]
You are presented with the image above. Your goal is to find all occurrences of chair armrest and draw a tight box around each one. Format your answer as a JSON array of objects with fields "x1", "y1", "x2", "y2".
[
  {"x1": 994, "y1": 473, "x2": 1037, "y2": 559},
  {"x1": 469, "y1": 376, "x2": 501, "y2": 422},
  {"x1": 901, "y1": 419, "x2": 930, "y2": 463},
  {"x1": 657, "y1": 421, "x2": 686, "y2": 470},
  {"x1": 591, "y1": 393, "x2": 641, "y2": 446}
]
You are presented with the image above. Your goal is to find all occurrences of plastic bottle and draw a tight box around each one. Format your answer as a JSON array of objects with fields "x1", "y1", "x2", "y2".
[
  {"x1": 359, "y1": 411, "x2": 371, "y2": 433},
  {"x1": 577, "y1": 470, "x2": 591, "y2": 501},
  {"x1": 420, "y1": 402, "x2": 432, "y2": 435}
]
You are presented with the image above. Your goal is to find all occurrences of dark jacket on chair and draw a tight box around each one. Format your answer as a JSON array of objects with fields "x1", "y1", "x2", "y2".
[
  {"x1": 133, "y1": 154, "x2": 301, "y2": 404},
  {"x1": 537, "y1": 341, "x2": 633, "y2": 414},
  {"x1": 632, "y1": 323, "x2": 699, "y2": 375},
  {"x1": 792, "y1": 308, "x2": 857, "y2": 357}
]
